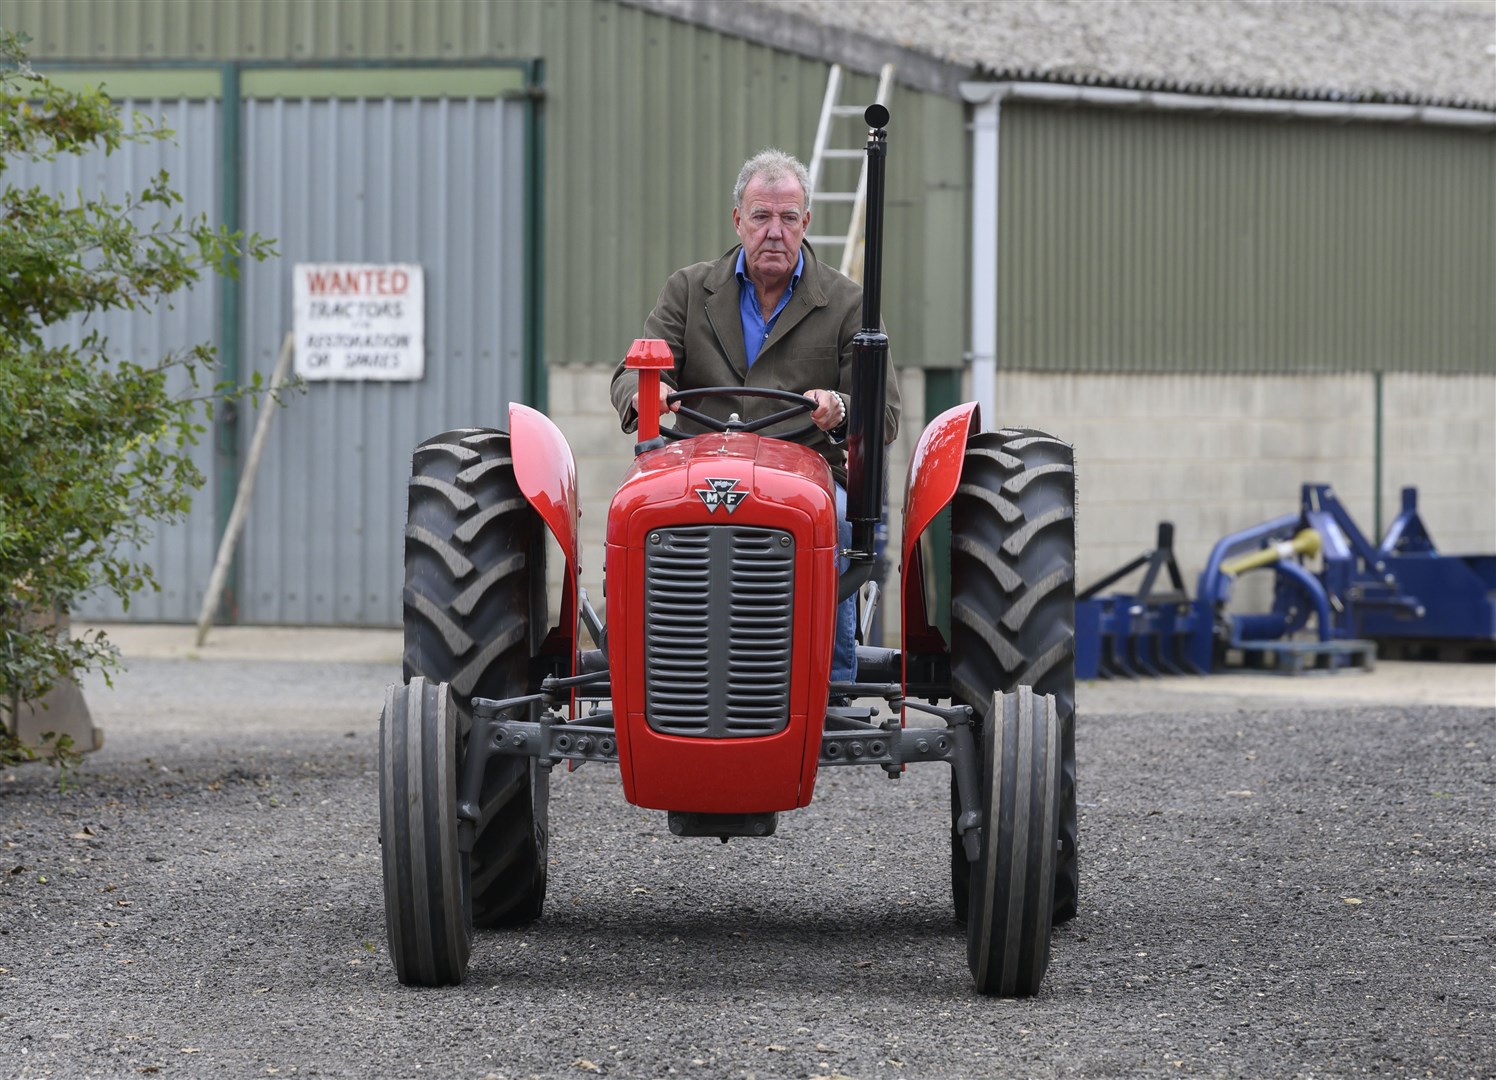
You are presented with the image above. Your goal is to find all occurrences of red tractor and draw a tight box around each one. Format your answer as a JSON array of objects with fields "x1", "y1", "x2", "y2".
[{"x1": 379, "y1": 106, "x2": 1078, "y2": 997}]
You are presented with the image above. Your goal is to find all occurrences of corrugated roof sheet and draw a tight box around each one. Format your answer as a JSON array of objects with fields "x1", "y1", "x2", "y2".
[{"x1": 661, "y1": 0, "x2": 1496, "y2": 109}]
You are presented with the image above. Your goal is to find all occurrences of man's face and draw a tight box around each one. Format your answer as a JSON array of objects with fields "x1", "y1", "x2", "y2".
[{"x1": 733, "y1": 174, "x2": 809, "y2": 287}]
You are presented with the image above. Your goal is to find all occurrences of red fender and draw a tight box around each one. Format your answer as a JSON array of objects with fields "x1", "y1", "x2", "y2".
[
  {"x1": 509, "y1": 402, "x2": 580, "y2": 675},
  {"x1": 901, "y1": 402, "x2": 980, "y2": 667}
]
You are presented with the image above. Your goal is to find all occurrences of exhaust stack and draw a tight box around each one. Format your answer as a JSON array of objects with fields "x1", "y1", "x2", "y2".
[{"x1": 842, "y1": 103, "x2": 890, "y2": 588}]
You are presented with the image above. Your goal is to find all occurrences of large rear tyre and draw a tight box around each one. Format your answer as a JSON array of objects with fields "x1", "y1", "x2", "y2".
[
  {"x1": 949, "y1": 428, "x2": 1079, "y2": 925},
  {"x1": 379, "y1": 677, "x2": 471, "y2": 986},
  {"x1": 967, "y1": 687, "x2": 1059, "y2": 997},
  {"x1": 403, "y1": 428, "x2": 548, "y2": 927}
]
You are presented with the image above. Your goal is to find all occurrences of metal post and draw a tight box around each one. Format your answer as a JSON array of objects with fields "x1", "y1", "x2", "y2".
[
  {"x1": 214, "y1": 61, "x2": 244, "y2": 624},
  {"x1": 846, "y1": 104, "x2": 890, "y2": 558}
]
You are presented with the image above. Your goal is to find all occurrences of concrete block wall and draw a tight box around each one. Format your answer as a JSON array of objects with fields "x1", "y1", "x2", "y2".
[
  {"x1": 992, "y1": 371, "x2": 1496, "y2": 597},
  {"x1": 1382, "y1": 373, "x2": 1496, "y2": 557},
  {"x1": 543, "y1": 367, "x2": 1494, "y2": 648}
]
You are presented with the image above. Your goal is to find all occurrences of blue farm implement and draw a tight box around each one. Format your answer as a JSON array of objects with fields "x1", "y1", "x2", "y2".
[{"x1": 1076, "y1": 484, "x2": 1496, "y2": 679}]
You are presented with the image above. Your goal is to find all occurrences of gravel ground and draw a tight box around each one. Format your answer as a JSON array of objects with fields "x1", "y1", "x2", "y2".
[{"x1": 1, "y1": 642, "x2": 1492, "y2": 1079}]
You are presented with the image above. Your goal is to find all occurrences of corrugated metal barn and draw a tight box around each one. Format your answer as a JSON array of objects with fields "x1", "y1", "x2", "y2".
[{"x1": 3, "y1": 0, "x2": 1491, "y2": 634}]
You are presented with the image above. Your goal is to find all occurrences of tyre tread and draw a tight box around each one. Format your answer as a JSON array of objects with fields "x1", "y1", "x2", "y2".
[
  {"x1": 968, "y1": 687, "x2": 1058, "y2": 996},
  {"x1": 402, "y1": 428, "x2": 548, "y2": 928},
  {"x1": 379, "y1": 678, "x2": 471, "y2": 986},
  {"x1": 950, "y1": 427, "x2": 1080, "y2": 926}
]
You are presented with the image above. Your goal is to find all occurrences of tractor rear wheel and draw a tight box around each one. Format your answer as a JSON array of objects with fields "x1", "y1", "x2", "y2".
[
  {"x1": 402, "y1": 428, "x2": 549, "y2": 927},
  {"x1": 949, "y1": 428, "x2": 1078, "y2": 925},
  {"x1": 379, "y1": 677, "x2": 471, "y2": 985},
  {"x1": 967, "y1": 687, "x2": 1059, "y2": 996}
]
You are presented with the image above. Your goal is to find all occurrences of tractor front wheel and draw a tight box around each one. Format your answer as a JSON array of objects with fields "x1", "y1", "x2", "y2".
[
  {"x1": 966, "y1": 687, "x2": 1059, "y2": 997},
  {"x1": 379, "y1": 677, "x2": 471, "y2": 986}
]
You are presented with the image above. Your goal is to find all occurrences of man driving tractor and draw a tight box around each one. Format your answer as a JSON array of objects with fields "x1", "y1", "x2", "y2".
[{"x1": 610, "y1": 148, "x2": 902, "y2": 681}]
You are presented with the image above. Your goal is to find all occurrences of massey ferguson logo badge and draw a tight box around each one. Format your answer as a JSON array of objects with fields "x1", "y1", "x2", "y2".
[{"x1": 696, "y1": 477, "x2": 747, "y2": 514}]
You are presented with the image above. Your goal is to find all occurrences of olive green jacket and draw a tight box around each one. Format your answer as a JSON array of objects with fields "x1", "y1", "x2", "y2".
[{"x1": 609, "y1": 243, "x2": 901, "y2": 486}]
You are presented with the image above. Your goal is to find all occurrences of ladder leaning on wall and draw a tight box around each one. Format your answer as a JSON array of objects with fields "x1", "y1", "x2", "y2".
[{"x1": 806, "y1": 62, "x2": 896, "y2": 283}]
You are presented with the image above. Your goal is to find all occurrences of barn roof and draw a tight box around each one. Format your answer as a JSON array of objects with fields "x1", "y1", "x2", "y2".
[{"x1": 624, "y1": 0, "x2": 1496, "y2": 110}]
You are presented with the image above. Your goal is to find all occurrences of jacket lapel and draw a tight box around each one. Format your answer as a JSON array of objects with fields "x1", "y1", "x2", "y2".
[{"x1": 704, "y1": 249, "x2": 749, "y2": 380}]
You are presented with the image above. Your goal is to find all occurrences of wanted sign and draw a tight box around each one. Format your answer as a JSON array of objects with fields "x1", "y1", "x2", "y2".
[{"x1": 293, "y1": 263, "x2": 425, "y2": 381}]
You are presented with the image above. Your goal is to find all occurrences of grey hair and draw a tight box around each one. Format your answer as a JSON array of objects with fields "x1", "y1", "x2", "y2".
[{"x1": 733, "y1": 148, "x2": 813, "y2": 211}]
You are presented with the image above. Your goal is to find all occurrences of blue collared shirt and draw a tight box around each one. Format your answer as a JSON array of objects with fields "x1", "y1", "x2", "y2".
[{"x1": 736, "y1": 248, "x2": 804, "y2": 367}]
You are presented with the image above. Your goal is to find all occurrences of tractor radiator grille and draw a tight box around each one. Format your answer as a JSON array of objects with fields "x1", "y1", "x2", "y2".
[{"x1": 643, "y1": 525, "x2": 795, "y2": 738}]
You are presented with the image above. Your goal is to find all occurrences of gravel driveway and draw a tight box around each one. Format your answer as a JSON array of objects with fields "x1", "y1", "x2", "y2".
[{"x1": 2, "y1": 630, "x2": 1492, "y2": 1079}]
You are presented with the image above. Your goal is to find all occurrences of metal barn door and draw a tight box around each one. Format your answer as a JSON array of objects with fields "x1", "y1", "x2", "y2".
[
  {"x1": 237, "y1": 94, "x2": 530, "y2": 626},
  {"x1": 14, "y1": 99, "x2": 224, "y2": 623}
]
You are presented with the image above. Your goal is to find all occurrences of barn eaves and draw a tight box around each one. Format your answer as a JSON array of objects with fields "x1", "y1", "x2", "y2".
[{"x1": 623, "y1": 0, "x2": 1496, "y2": 113}]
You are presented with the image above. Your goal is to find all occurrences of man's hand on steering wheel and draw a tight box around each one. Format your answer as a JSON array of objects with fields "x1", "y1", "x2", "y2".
[{"x1": 804, "y1": 388, "x2": 845, "y2": 432}]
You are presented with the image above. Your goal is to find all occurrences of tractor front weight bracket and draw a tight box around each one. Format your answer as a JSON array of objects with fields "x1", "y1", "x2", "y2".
[
  {"x1": 466, "y1": 692, "x2": 984, "y2": 861},
  {"x1": 456, "y1": 691, "x2": 619, "y2": 852},
  {"x1": 456, "y1": 700, "x2": 512, "y2": 853},
  {"x1": 819, "y1": 722, "x2": 961, "y2": 772},
  {"x1": 470, "y1": 692, "x2": 620, "y2": 770},
  {"x1": 902, "y1": 700, "x2": 984, "y2": 862},
  {"x1": 820, "y1": 699, "x2": 984, "y2": 861}
]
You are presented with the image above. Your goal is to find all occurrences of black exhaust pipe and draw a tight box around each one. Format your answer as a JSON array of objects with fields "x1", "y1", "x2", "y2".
[{"x1": 839, "y1": 103, "x2": 890, "y2": 601}]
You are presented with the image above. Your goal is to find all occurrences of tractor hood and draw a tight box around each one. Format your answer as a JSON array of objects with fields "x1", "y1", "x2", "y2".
[{"x1": 607, "y1": 433, "x2": 839, "y2": 550}]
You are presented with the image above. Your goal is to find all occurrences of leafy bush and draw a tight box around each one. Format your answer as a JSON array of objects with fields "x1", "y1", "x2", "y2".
[{"x1": 0, "y1": 29, "x2": 276, "y2": 765}]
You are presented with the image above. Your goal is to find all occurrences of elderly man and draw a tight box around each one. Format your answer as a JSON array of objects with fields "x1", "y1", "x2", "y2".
[{"x1": 610, "y1": 147, "x2": 901, "y2": 684}]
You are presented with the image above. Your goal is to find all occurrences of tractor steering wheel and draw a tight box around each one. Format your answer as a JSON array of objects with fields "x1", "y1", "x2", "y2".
[{"x1": 659, "y1": 386, "x2": 820, "y2": 442}]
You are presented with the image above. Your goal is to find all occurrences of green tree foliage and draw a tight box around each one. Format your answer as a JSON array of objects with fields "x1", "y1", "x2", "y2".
[{"x1": 0, "y1": 30, "x2": 276, "y2": 765}]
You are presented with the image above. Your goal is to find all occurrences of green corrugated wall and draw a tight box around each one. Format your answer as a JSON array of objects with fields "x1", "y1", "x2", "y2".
[
  {"x1": 998, "y1": 103, "x2": 1495, "y2": 375},
  {"x1": 2, "y1": 0, "x2": 969, "y2": 373},
  {"x1": 13, "y1": 0, "x2": 1488, "y2": 379}
]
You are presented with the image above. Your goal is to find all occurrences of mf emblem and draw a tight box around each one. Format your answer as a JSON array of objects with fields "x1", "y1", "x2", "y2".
[{"x1": 696, "y1": 477, "x2": 747, "y2": 514}]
